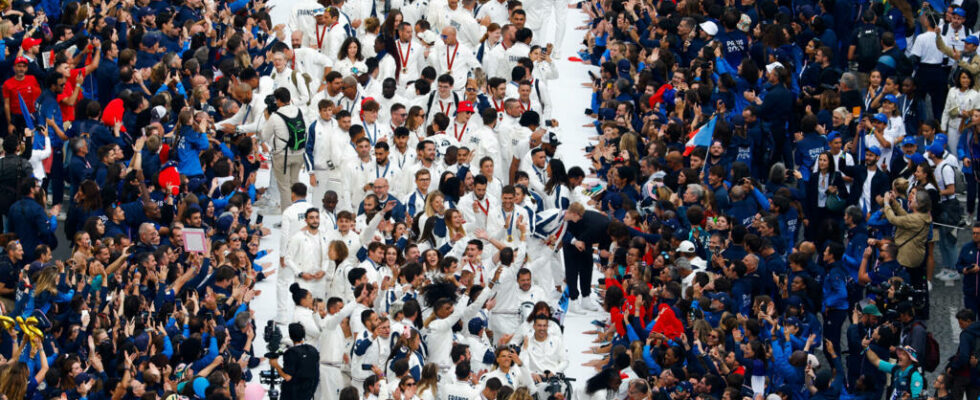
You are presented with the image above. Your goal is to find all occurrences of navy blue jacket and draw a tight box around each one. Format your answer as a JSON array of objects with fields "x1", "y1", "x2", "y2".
[{"x1": 6, "y1": 197, "x2": 54, "y2": 260}]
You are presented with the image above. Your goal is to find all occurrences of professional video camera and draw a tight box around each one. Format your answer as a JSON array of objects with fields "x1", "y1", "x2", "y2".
[
  {"x1": 867, "y1": 281, "x2": 927, "y2": 317},
  {"x1": 259, "y1": 321, "x2": 284, "y2": 400}
]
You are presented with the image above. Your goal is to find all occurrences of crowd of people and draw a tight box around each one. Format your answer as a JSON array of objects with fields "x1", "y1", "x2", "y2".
[{"x1": 5, "y1": 0, "x2": 980, "y2": 399}]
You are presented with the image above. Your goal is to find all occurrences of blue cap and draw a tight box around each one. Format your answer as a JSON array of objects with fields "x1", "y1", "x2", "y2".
[
  {"x1": 731, "y1": 114, "x2": 746, "y2": 126},
  {"x1": 936, "y1": 133, "x2": 949, "y2": 145},
  {"x1": 827, "y1": 131, "x2": 840, "y2": 141},
  {"x1": 468, "y1": 318, "x2": 486, "y2": 335},
  {"x1": 866, "y1": 146, "x2": 882, "y2": 157},
  {"x1": 955, "y1": 7, "x2": 967, "y2": 17},
  {"x1": 785, "y1": 295, "x2": 805, "y2": 310},
  {"x1": 676, "y1": 381, "x2": 694, "y2": 393},
  {"x1": 902, "y1": 136, "x2": 917, "y2": 146},
  {"x1": 928, "y1": 142, "x2": 945, "y2": 156},
  {"x1": 910, "y1": 152, "x2": 927, "y2": 165},
  {"x1": 882, "y1": 94, "x2": 898, "y2": 104},
  {"x1": 966, "y1": 36, "x2": 980, "y2": 46},
  {"x1": 872, "y1": 113, "x2": 888, "y2": 123},
  {"x1": 784, "y1": 316, "x2": 802, "y2": 327},
  {"x1": 74, "y1": 372, "x2": 93, "y2": 386},
  {"x1": 707, "y1": 292, "x2": 731, "y2": 306}
]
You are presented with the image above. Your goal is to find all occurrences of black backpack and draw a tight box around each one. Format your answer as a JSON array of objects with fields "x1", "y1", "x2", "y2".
[
  {"x1": 274, "y1": 110, "x2": 307, "y2": 171},
  {"x1": 855, "y1": 25, "x2": 881, "y2": 69},
  {"x1": 0, "y1": 156, "x2": 31, "y2": 215}
]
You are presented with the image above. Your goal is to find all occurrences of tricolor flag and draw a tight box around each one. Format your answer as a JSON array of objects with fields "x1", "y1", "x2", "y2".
[{"x1": 683, "y1": 115, "x2": 717, "y2": 156}]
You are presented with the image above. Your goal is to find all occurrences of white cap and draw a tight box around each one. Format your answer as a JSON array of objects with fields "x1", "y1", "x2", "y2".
[
  {"x1": 676, "y1": 240, "x2": 696, "y2": 253},
  {"x1": 766, "y1": 62, "x2": 784, "y2": 74},
  {"x1": 699, "y1": 21, "x2": 718, "y2": 36},
  {"x1": 690, "y1": 257, "x2": 707, "y2": 270},
  {"x1": 807, "y1": 354, "x2": 821, "y2": 369}
]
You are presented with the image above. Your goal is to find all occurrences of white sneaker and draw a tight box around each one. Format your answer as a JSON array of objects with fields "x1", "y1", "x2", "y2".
[
  {"x1": 568, "y1": 299, "x2": 584, "y2": 314},
  {"x1": 937, "y1": 269, "x2": 960, "y2": 281},
  {"x1": 581, "y1": 295, "x2": 599, "y2": 311}
]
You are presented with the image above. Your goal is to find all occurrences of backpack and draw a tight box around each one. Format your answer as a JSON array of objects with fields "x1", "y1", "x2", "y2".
[
  {"x1": 0, "y1": 156, "x2": 30, "y2": 215},
  {"x1": 913, "y1": 321, "x2": 941, "y2": 372},
  {"x1": 426, "y1": 91, "x2": 460, "y2": 116},
  {"x1": 943, "y1": 163, "x2": 967, "y2": 195},
  {"x1": 290, "y1": 70, "x2": 313, "y2": 106},
  {"x1": 855, "y1": 25, "x2": 881, "y2": 69},
  {"x1": 274, "y1": 111, "x2": 308, "y2": 173}
]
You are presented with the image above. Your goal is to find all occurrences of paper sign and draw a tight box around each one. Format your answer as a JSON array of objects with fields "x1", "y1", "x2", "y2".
[{"x1": 183, "y1": 228, "x2": 207, "y2": 253}]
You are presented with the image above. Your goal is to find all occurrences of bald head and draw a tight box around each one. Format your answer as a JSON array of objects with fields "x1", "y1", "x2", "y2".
[
  {"x1": 373, "y1": 178, "x2": 389, "y2": 198},
  {"x1": 441, "y1": 26, "x2": 458, "y2": 45},
  {"x1": 291, "y1": 30, "x2": 303, "y2": 47}
]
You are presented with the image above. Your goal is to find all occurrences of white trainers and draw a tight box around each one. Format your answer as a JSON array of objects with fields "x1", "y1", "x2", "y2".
[
  {"x1": 568, "y1": 299, "x2": 584, "y2": 314},
  {"x1": 581, "y1": 295, "x2": 599, "y2": 311},
  {"x1": 936, "y1": 269, "x2": 960, "y2": 281}
]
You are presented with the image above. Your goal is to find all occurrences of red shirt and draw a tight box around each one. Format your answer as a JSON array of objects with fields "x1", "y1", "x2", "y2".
[
  {"x1": 2, "y1": 75, "x2": 41, "y2": 115},
  {"x1": 57, "y1": 68, "x2": 85, "y2": 122}
]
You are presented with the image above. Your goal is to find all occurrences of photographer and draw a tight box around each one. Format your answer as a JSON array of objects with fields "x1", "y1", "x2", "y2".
[
  {"x1": 261, "y1": 87, "x2": 307, "y2": 213},
  {"x1": 269, "y1": 323, "x2": 320, "y2": 400},
  {"x1": 865, "y1": 344, "x2": 925, "y2": 400}
]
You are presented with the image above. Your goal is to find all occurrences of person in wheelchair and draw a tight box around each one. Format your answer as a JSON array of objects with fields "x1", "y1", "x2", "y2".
[{"x1": 521, "y1": 314, "x2": 569, "y2": 385}]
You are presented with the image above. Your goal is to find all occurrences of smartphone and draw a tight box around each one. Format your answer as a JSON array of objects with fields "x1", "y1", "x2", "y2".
[{"x1": 256, "y1": 214, "x2": 264, "y2": 225}]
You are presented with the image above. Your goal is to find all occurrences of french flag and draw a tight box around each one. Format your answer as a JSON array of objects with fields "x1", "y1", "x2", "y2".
[{"x1": 683, "y1": 115, "x2": 717, "y2": 156}]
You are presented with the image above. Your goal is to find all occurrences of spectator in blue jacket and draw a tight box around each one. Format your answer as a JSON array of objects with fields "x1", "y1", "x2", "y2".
[
  {"x1": 822, "y1": 241, "x2": 849, "y2": 361},
  {"x1": 6, "y1": 177, "x2": 57, "y2": 261},
  {"x1": 174, "y1": 109, "x2": 212, "y2": 179}
]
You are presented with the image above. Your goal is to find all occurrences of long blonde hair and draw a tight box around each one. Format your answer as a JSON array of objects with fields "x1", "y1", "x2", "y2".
[
  {"x1": 445, "y1": 209, "x2": 466, "y2": 238},
  {"x1": 33, "y1": 266, "x2": 60, "y2": 296},
  {"x1": 417, "y1": 364, "x2": 439, "y2": 397},
  {"x1": 423, "y1": 191, "x2": 445, "y2": 218}
]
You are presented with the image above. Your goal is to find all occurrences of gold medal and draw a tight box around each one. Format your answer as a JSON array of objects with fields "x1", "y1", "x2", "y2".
[{"x1": 507, "y1": 235, "x2": 513, "y2": 241}]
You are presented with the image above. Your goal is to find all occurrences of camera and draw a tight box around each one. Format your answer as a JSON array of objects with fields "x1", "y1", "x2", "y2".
[
  {"x1": 264, "y1": 94, "x2": 279, "y2": 114},
  {"x1": 867, "y1": 281, "x2": 927, "y2": 316},
  {"x1": 260, "y1": 321, "x2": 284, "y2": 400}
]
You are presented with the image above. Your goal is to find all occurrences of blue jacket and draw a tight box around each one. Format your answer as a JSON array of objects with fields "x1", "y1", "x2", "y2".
[
  {"x1": 6, "y1": 197, "x2": 54, "y2": 260},
  {"x1": 823, "y1": 262, "x2": 849, "y2": 311},
  {"x1": 772, "y1": 338, "x2": 808, "y2": 400},
  {"x1": 176, "y1": 126, "x2": 210, "y2": 177},
  {"x1": 67, "y1": 155, "x2": 93, "y2": 198},
  {"x1": 794, "y1": 132, "x2": 829, "y2": 181},
  {"x1": 842, "y1": 224, "x2": 869, "y2": 281},
  {"x1": 955, "y1": 242, "x2": 980, "y2": 298}
]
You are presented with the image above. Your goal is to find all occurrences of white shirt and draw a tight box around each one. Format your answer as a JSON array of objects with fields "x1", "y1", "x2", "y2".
[
  {"x1": 522, "y1": 333, "x2": 568, "y2": 375},
  {"x1": 910, "y1": 31, "x2": 945, "y2": 64},
  {"x1": 427, "y1": 42, "x2": 480, "y2": 91}
]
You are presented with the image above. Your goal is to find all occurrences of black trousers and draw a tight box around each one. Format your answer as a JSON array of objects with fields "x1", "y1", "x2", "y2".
[
  {"x1": 915, "y1": 64, "x2": 948, "y2": 121},
  {"x1": 562, "y1": 244, "x2": 593, "y2": 300}
]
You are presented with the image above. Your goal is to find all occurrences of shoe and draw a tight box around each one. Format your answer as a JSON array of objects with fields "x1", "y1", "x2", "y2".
[
  {"x1": 568, "y1": 299, "x2": 584, "y2": 315},
  {"x1": 581, "y1": 295, "x2": 599, "y2": 311},
  {"x1": 937, "y1": 269, "x2": 960, "y2": 281}
]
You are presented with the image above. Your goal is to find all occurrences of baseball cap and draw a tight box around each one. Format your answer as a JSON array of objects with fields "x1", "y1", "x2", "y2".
[
  {"x1": 141, "y1": 34, "x2": 160, "y2": 48},
  {"x1": 784, "y1": 316, "x2": 802, "y2": 327},
  {"x1": 899, "y1": 345, "x2": 918, "y2": 363},
  {"x1": 542, "y1": 131, "x2": 562, "y2": 146},
  {"x1": 766, "y1": 62, "x2": 784, "y2": 74},
  {"x1": 872, "y1": 113, "x2": 888, "y2": 124},
  {"x1": 927, "y1": 142, "x2": 945, "y2": 156},
  {"x1": 866, "y1": 146, "x2": 882, "y2": 157},
  {"x1": 827, "y1": 131, "x2": 840, "y2": 141},
  {"x1": 901, "y1": 136, "x2": 917, "y2": 146},
  {"x1": 955, "y1": 7, "x2": 967, "y2": 17},
  {"x1": 699, "y1": 21, "x2": 718, "y2": 36},
  {"x1": 676, "y1": 240, "x2": 695, "y2": 253},
  {"x1": 468, "y1": 317, "x2": 486, "y2": 335},
  {"x1": 707, "y1": 292, "x2": 731, "y2": 305},
  {"x1": 862, "y1": 304, "x2": 883, "y2": 317},
  {"x1": 21, "y1": 37, "x2": 41, "y2": 51},
  {"x1": 457, "y1": 100, "x2": 475, "y2": 113},
  {"x1": 966, "y1": 36, "x2": 980, "y2": 46},
  {"x1": 936, "y1": 133, "x2": 949, "y2": 145},
  {"x1": 74, "y1": 372, "x2": 93, "y2": 386},
  {"x1": 910, "y1": 152, "x2": 927, "y2": 165},
  {"x1": 14, "y1": 56, "x2": 29, "y2": 65},
  {"x1": 882, "y1": 94, "x2": 898, "y2": 104},
  {"x1": 731, "y1": 114, "x2": 746, "y2": 126}
]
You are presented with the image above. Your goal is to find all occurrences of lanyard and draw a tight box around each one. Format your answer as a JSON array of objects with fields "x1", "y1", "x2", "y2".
[
  {"x1": 345, "y1": 94, "x2": 359, "y2": 114},
  {"x1": 519, "y1": 100, "x2": 530, "y2": 112},
  {"x1": 397, "y1": 152, "x2": 407, "y2": 168},
  {"x1": 439, "y1": 100, "x2": 452, "y2": 115},
  {"x1": 376, "y1": 161, "x2": 390, "y2": 178},
  {"x1": 475, "y1": 197, "x2": 488, "y2": 216},
  {"x1": 532, "y1": 165, "x2": 544, "y2": 182},
  {"x1": 446, "y1": 44, "x2": 459, "y2": 72},
  {"x1": 503, "y1": 208, "x2": 515, "y2": 240},
  {"x1": 366, "y1": 123, "x2": 378, "y2": 145},
  {"x1": 242, "y1": 104, "x2": 251, "y2": 124},
  {"x1": 316, "y1": 24, "x2": 332, "y2": 49},
  {"x1": 326, "y1": 211, "x2": 337, "y2": 228},
  {"x1": 492, "y1": 97, "x2": 503, "y2": 112},
  {"x1": 453, "y1": 122, "x2": 467, "y2": 142},
  {"x1": 397, "y1": 41, "x2": 412, "y2": 71}
]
